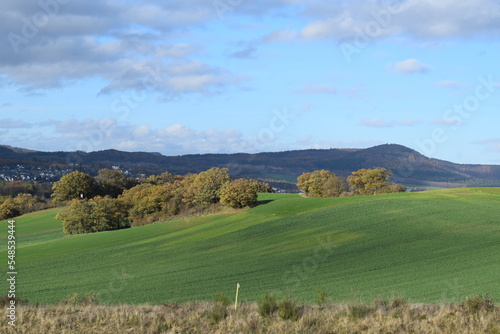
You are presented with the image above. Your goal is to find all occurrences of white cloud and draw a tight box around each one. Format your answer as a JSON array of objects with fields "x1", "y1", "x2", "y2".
[
  {"x1": 229, "y1": 46, "x2": 257, "y2": 59},
  {"x1": 296, "y1": 0, "x2": 500, "y2": 41},
  {"x1": 262, "y1": 29, "x2": 297, "y2": 43},
  {"x1": 360, "y1": 118, "x2": 422, "y2": 128},
  {"x1": 431, "y1": 119, "x2": 462, "y2": 126},
  {"x1": 399, "y1": 119, "x2": 422, "y2": 126},
  {"x1": 0, "y1": 2, "x2": 246, "y2": 97},
  {"x1": 435, "y1": 80, "x2": 465, "y2": 89},
  {"x1": 294, "y1": 137, "x2": 383, "y2": 150},
  {"x1": 0, "y1": 118, "x2": 33, "y2": 129},
  {"x1": 360, "y1": 119, "x2": 393, "y2": 128},
  {"x1": 294, "y1": 82, "x2": 337, "y2": 95},
  {"x1": 3, "y1": 118, "x2": 247, "y2": 155},
  {"x1": 473, "y1": 138, "x2": 500, "y2": 152},
  {"x1": 393, "y1": 59, "x2": 432, "y2": 74},
  {"x1": 133, "y1": 125, "x2": 150, "y2": 138}
]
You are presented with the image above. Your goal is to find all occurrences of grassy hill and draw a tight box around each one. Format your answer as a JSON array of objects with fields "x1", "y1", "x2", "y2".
[{"x1": 1, "y1": 188, "x2": 499, "y2": 305}]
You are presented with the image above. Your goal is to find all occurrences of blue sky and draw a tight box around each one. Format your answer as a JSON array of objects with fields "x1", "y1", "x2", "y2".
[{"x1": 1, "y1": 0, "x2": 500, "y2": 164}]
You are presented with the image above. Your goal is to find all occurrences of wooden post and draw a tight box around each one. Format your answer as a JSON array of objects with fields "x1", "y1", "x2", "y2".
[{"x1": 234, "y1": 283, "x2": 240, "y2": 310}]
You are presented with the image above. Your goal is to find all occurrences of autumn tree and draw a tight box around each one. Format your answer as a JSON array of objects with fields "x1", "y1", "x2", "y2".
[
  {"x1": 12, "y1": 193, "x2": 46, "y2": 214},
  {"x1": 56, "y1": 196, "x2": 130, "y2": 234},
  {"x1": 250, "y1": 180, "x2": 275, "y2": 193},
  {"x1": 56, "y1": 199, "x2": 94, "y2": 234},
  {"x1": 297, "y1": 170, "x2": 347, "y2": 197},
  {"x1": 347, "y1": 168, "x2": 404, "y2": 195},
  {"x1": 95, "y1": 169, "x2": 138, "y2": 197},
  {"x1": 0, "y1": 198, "x2": 19, "y2": 220},
  {"x1": 91, "y1": 196, "x2": 130, "y2": 231},
  {"x1": 120, "y1": 182, "x2": 184, "y2": 225},
  {"x1": 120, "y1": 184, "x2": 160, "y2": 219},
  {"x1": 52, "y1": 171, "x2": 98, "y2": 202},
  {"x1": 322, "y1": 176, "x2": 349, "y2": 197},
  {"x1": 190, "y1": 167, "x2": 230, "y2": 206},
  {"x1": 157, "y1": 172, "x2": 183, "y2": 185},
  {"x1": 220, "y1": 179, "x2": 258, "y2": 208},
  {"x1": 142, "y1": 172, "x2": 182, "y2": 185}
]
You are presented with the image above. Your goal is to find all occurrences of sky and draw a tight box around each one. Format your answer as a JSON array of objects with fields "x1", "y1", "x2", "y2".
[{"x1": 1, "y1": 0, "x2": 500, "y2": 164}]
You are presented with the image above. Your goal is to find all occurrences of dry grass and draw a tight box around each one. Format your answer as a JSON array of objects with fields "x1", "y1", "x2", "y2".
[{"x1": 1, "y1": 301, "x2": 499, "y2": 334}]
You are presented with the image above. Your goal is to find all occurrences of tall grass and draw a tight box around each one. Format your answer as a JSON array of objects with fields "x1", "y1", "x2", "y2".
[{"x1": 0, "y1": 299, "x2": 498, "y2": 334}]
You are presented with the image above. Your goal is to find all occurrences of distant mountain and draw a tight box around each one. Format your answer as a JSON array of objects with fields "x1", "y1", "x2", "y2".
[
  {"x1": 0, "y1": 145, "x2": 40, "y2": 153},
  {"x1": 2, "y1": 144, "x2": 500, "y2": 188}
]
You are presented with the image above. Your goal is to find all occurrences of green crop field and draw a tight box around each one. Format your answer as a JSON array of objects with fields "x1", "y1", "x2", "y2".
[{"x1": 1, "y1": 188, "x2": 499, "y2": 305}]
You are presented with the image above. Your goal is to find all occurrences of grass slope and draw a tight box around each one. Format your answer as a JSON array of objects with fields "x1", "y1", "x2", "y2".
[{"x1": 1, "y1": 189, "x2": 499, "y2": 305}]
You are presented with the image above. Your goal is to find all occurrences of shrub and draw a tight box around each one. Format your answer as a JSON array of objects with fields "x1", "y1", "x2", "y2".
[
  {"x1": 56, "y1": 197, "x2": 130, "y2": 234},
  {"x1": 59, "y1": 292, "x2": 99, "y2": 306},
  {"x1": 250, "y1": 180, "x2": 274, "y2": 193},
  {"x1": 348, "y1": 304, "x2": 373, "y2": 319},
  {"x1": 0, "y1": 295, "x2": 28, "y2": 307},
  {"x1": 257, "y1": 292, "x2": 278, "y2": 317},
  {"x1": 190, "y1": 168, "x2": 230, "y2": 206},
  {"x1": 209, "y1": 303, "x2": 228, "y2": 324},
  {"x1": 390, "y1": 297, "x2": 406, "y2": 309},
  {"x1": 315, "y1": 288, "x2": 330, "y2": 306},
  {"x1": 373, "y1": 298, "x2": 390, "y2": 311},
  {"x1": 214, "y1": 291, "x2": 231, "y2": 307},
  {"x1": 0, "y1": 198, "x2": 19, "y2": 220},
  {"x1": 209, "y1": 291, "x2": 230, "y2": 324},
  {"x1": 463, "y1": 295, "x2": 495, "y2": 313},
  {"x1": 278, "y1": 297, "x2": 300, "y2": 321},
  {"x1": 220, "y1": 179, "x2": 258, "y2": 209},
  {"x1": 297, "y1": 170, "x2": 347, "y2": 198}
]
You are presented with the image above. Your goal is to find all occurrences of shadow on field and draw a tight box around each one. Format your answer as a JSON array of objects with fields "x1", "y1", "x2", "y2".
[{"x1": 255, "y1": 199, "x2": 274, "y2": 206}]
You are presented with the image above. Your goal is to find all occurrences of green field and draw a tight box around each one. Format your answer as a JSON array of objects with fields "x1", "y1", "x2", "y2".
[{"x1": 1, "y1": 188, "x2": 499, "y2": 305}]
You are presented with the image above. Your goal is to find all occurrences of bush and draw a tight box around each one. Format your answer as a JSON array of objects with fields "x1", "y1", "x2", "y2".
[
  {"x1": 220, "y1": 179, "x2": 258, "y2": 209},
  {"x1": 214, "y1": 291, "x2": 231, "y2": 307},
  {"x1": 59, "y1": 292, "x2": 99, "y2": 306},
  {"x1": 0, "y1": 295, "x2": 28, "y2": 307},
  {"x1": 373, "y1": 298, "x2": 390, "y2": 311},
  {"x1": 250, "y1": 180, "x2": 274, "y2": 193},
  {"x1": 257, "y1": 292, "x2": 278, "y2": 317},
  {"x1": 315, "y1": 289, "x2": 330, "y2": 306},
  {"x1": 190, "y1": 168, "x2": 231, "y2": 206},
  {"x1": 0, "y1": 198, "x2": 19, "y2": 220},
  {"x1": 348, "y1": 304, "x2": 373, "y2": 319},
  {"x1": 297, "y1": 170, "x2": 347, "y2": 198},
  {"x1": 278, "y1": 297, "x2": 300, "y2": 321},
  {"x1": 56, "y1": 196, "x2": 130, "y2": 234},
  {"x1": 209, "y1": 291, "x2": 230, "y2": 324},
  {"x1": 209, "y1": 303, "x2": 228, "y2": 324},
  {"x1": 463, "y1": 295, "x2": 495, "y2": 313},
  {"x1": 390, "y1": 297, "x2": 406, "y2": 309},
  {"x1": 0, "y1": 194, "x2": 51, "y2": 220}
]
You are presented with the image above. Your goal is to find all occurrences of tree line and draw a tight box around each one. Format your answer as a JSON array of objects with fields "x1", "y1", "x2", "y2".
[
  {"x1": 53, "y1": 168, "x2": 273, "y2": 234},
  {"x1": 0, "y1": 181, "x2": 54, "y2": 220},
  {"x1": 0, "y1": 193, "x2": 51, "y2": 220},
  {"x1": 297, "y1": 168, "x2": 405, "y2": 197}
]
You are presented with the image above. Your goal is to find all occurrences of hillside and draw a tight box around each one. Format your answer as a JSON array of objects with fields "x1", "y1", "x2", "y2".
[
  {"x1": 2, "y1": 144, "x2": 500, "y2": 188},
  {"x1": 1, "y1": 189, "x2": 499, "y2": 305}
]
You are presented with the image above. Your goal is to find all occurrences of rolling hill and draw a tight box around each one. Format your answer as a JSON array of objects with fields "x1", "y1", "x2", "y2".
[{"x1": 1, "y1": 188, "x2": 499, "y2": 305}]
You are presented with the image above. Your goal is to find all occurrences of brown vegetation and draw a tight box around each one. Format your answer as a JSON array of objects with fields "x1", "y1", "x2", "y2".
[
  {"x1": 298, "y1": 168, "x2": 405, "y2": 198},
  {"x1": 1, "y1": 300, "x2": 498, "y2": 334},
  {"x1": 0, "y1": 193, "x2": 52, "y2": 219},
  {"x1": 55, "y1": 168, "x2": 274, "y2": 233}
]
